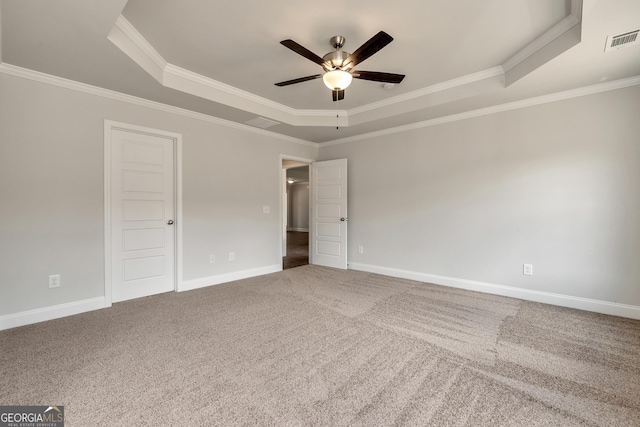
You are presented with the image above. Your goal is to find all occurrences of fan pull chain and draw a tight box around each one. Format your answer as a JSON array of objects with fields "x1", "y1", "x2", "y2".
[{"x1": 336, "y1": 95, "x2": 339, "y2": 130}]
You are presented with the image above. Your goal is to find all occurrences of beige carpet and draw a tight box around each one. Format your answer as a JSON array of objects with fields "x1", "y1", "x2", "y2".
[{"x1": 1, "y1": 265, "x2": 639, "y2": 426}]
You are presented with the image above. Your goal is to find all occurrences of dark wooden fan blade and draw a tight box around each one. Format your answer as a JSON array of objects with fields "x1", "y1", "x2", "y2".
[
  {"x1": 275, "y1": 74, "x2": 322, "y2": 87},
  {"x1": 280, "y1": 39, "x2": 326, "y2": 66},
  {"x1": 343, "y1": 31, "x2": 393, "y2": 68},
  {"x1": 352, "y1": 70, "x2": 405, "y2": 84},
  {"x1": 332, "y1": 89, "x2": 345, "y2": 102}
]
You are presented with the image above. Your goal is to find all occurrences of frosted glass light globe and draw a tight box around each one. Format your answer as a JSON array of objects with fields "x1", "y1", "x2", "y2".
[{"x1": 322, "y1": 70, "x2": 353, "y2": 90}]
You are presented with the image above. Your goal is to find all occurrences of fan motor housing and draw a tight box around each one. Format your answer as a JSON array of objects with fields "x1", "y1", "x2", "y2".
[{"x1": 322, "y1": 50, "x2": 351, "y2": 71}]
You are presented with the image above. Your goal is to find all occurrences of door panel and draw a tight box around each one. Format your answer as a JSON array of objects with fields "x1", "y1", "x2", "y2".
[
  {"x1": 123, "y1": 228, "x2": 165, "y2": 251},
  {"x1": 311, "y1": 159, "x2": 347, "y2": 269},
  {"x1": 317, "y1": 222, "x2": 341, "y2": 237},
  {"x1": 111, "y1": 129, "x2": 175, "y2": 302},
  {"x1": 122, "y1": 171, "x2": 164, "y2": 193}
]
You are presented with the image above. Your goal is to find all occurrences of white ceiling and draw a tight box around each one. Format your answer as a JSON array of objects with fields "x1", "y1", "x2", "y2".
[{"x1": 1, "y1": 0, "x2": 639, "y2": 143}]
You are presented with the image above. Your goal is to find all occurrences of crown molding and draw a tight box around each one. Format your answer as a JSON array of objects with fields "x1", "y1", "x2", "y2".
[
  {"x1": 322, "y1": 75, "x2": 640, "y2": 147},
  {"x1": 163, "y1": 63, "x2": 292, "y2": 113},
  {"x1": 502, "y1": 14, "x2": 581, "y2": 74},
  {"x1": 3, "y1": 64, "x2": 636, "y2": 150},
  {"x1": 503, "y1": 0, "x2": 582, "y2": 86},
  {"x1": 163, "y1": 63, "x2": 344, "y2": 121},
  {"x1": 113, "y1": 15, "x2": 167, "y2": 71},
  {"x1": 348, "y1": 67, "x2": 505, "y2": 116},
  {"x1": 0, "y1": 62, "x2": 318, "y2": 148},
  {"x1": 109, "y1": 15, "x2": 166, "y2": 82}
]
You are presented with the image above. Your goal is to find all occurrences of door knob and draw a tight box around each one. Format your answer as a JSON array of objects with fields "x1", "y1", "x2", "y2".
[
  {"x1": 340, "y1": 217, "x2": 348, "y2": 222},
  {"x1": 167, "y1": 220, "x2": 174, "y2": 225}
]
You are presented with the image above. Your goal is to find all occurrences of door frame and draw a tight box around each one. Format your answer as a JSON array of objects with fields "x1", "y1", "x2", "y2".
[
  {"x1": 279, "y1": 154, "x2": 314, "y2": 262},
  {"x1": 104, "y1": 120, "x2": 183, "y2": 306}
]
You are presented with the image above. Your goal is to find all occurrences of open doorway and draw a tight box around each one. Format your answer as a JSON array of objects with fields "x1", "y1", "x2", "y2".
[{"x1": 282, "y1": 160, "x2": 310, "y2": 269}]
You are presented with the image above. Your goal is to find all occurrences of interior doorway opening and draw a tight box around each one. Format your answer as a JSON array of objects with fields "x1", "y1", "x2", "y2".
[{"x1": 282, "y1": 160, "x2": 310, "y2": 269}]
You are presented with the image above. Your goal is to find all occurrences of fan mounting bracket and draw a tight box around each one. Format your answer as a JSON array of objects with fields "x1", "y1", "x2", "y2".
[{"x1": 330, "y1": 36, "x2": 346, "y2": 50}]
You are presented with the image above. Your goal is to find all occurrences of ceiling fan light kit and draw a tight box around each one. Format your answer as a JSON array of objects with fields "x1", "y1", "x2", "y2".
[
  {"x1": 323, "y1": 70, "x2": 353, "y2": 90},
  {"x1": 276, "y1": 31, "x2": 405, "y2": 101}
]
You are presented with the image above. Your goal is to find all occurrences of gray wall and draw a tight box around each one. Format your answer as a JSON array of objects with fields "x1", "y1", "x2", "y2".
[
  {"x1": 319, "y1": 86, "x2": 640, "y2": 306},
  {"x1": 0, "y1": 72, "x2": 317, "y2": 316},
  {"x1": 2, "y1": 70, "x2": 639, "y2": 319}
]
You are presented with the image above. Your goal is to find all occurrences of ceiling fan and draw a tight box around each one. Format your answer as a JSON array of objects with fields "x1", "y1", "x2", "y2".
[{"x1": 275, "y1": 31, "x2": 405, "y2": 102}]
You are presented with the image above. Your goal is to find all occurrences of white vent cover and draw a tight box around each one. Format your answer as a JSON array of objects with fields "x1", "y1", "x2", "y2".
[
  {"x1": 244, "y1": 116, "x2": 280, "y2": 129},
  {"x1": 605, "y1": 28, "x2": 639, "y2": 52}
]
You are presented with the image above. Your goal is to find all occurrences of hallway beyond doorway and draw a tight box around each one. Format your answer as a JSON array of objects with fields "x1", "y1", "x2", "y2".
[{"x1": 283, "y1": 231, "x2": 308, "y2": 269}]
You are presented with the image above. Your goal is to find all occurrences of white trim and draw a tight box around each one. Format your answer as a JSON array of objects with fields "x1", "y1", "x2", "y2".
[
  {"x1": 349, "y1": 263, "x2": 640, "y2": 320},
  {"x1": 103, "y1": 120, "x2": 184, "y2": 305},
  {"x1": 571, "y1": 0, "x2": 584, "y2": 27},
  {"x1": 0, "y1": 297, "x2": 107, "y2": 331},
  {"x1": 165, "y1": 63, "x2": 342, "y2": 120},
  {"x1": 179, "y1": 265, "x2": 282, "y2": 292},
  {"x1": 349, "y1": 66, "x2": 505, "y2": 116},
  {"x1": 502, "y1": 14, "x2": 581, "y2": 73},
  {"x1": 103, "y1": 124, "x2": 113, "y2": 306},
  {"x1": 175, "y1": 135, "x2": 184, "y2": 294},
  {"x1": 280, "y1": 155, "x2": 314, "y2": 260},
  {"x1": 322, "y1": 75, "x2": 640, "y2": 146},
  {"x1": 108, "y1": 15, "x2": 166, "y2": 82},
  {"x1": 280, "y1": 154, "x2": 316, "y2": 164},
  {"x1": 0, "y1": 63, "x2": 316, "y2": 148},
  {"x1": 112, "y1": 15, "x2": 167, "y2": 73}
]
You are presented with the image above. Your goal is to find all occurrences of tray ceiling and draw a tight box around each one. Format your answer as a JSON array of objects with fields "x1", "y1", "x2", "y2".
[{"x1": 1, "y1": 0, "x2": 639, "y2": 143}]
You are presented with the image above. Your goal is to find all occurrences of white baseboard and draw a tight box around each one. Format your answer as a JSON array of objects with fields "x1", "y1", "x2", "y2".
[
  {"x1": 349, "y1": 263, "x2": 640, "y2": 320},
  {"x1": 0, "y1": 297, "x2": 107, "y2": 331},
  {"x1": 6, "y1": 263, "x2": 635, "y2": 331},
  {"x1": 179, "y1": 264, "x2": 282, "y2": 292}
]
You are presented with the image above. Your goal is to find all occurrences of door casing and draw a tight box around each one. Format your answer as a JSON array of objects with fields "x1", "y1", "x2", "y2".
[
  {"x1": 280, "y1": 155, "x2": 348, "y2": 270},
  {"x1": 280, "y1": 155, "x2": 314, "y2": 262}
]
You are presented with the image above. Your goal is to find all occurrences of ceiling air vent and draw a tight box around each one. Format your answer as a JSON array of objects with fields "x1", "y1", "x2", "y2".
[
  {"x1": 605, "y1": 28, "x2": 639, "y2": 52},
  {"x1": 244, "y1": 116, "x2": 280, "y2": 129}
]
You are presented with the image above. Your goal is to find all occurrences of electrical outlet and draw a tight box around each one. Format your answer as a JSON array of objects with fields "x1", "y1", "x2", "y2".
[
  {"x1": 209, "y1": 254, "x2": 216, "y2": 264},
  {"x1": 49, "y1": 274, "x2": 61, "y2": 288},
  {"x1": 229, "y1": 252, "x2": 235, "y2": 261},
  {"x1": 523, "y1": 264, "x2": 533, "y2": 276},
  {"x1": 358, "y1": 245, "x2": 364, "y2": 254},
  {"x1": 263, "y1": 205, "x2": 270, "y2": 214}
]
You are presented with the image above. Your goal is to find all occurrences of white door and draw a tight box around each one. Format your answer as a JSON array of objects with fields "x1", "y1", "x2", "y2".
[
  {"x1": 110, "y1": 129, "x2": 175, "y2": 302},
  {"x1": 310, "y1": 159, "x2": 348, "y2": 269}
]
